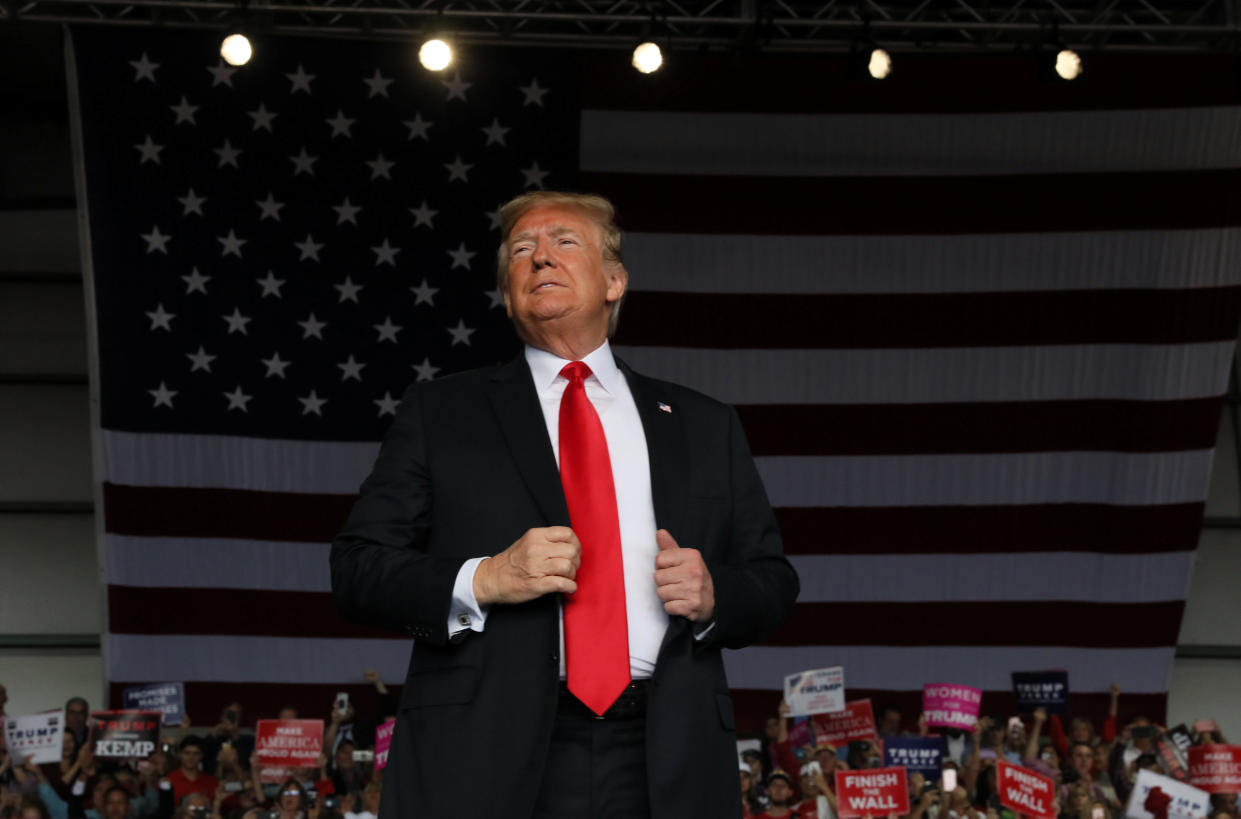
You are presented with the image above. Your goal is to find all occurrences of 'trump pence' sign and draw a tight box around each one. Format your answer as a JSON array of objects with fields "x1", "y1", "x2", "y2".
[
  {"x1": 1125, "y1": 768, "x2": 1211, "y2": 819},
  {"x1": 3, "y1": 712, "x2": 65, "y2": 765},
  {"x1": 834, "y1": 767, "x2": 911, "y2": 818},
  {"x1": 785, "y1": 667, "x2": 846, "y2": 717},
  {"x1": 885, "y1": 736, "x2": 945, "y2": 777},
  {"x1": 1011, "y1": 671, "x2": 1069, "y2": 714},
  {"x1": 923, "y1": 683, "x2": 982, "y2": 730},
  {"x1": 997, "y1": 760, "x2": 1056, "y2": 819}
]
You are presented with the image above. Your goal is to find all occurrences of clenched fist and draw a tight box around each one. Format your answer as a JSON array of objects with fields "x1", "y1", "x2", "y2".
[
  {"x1": 653, "y1": 529, "x2": 715, "y2": 622},
  {"x1": 474, "y1": 526, "x2": 581, "y2": 606}
]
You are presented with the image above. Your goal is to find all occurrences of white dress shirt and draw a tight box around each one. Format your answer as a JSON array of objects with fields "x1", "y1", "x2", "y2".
[{"x1": 447, "y1": 340, "x2": 670, "y2": 678}]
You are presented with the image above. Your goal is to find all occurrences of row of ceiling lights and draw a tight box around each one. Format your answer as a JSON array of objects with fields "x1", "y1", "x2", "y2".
[{"x1": 219, "y1": 32, "x2": 1085, "y2": 81}]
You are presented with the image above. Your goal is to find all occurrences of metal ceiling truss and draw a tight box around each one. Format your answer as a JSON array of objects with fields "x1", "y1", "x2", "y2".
[{"x1": 5, "y1": 0, "x2": 1241, "y2": 53}]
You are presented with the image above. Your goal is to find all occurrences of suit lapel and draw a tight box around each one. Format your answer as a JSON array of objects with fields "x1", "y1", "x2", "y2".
[
  {"x1": 486, "y1": 356, "x2": 570, "y2": 525},
  {"x1": 621, "y1": 359, "x2": 695, "y2": 660}
]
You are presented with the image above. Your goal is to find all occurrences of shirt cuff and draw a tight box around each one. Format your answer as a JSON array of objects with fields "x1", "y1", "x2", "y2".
[
  {"x1": 692, "y1": 619, "x2": 717, "y2": 641},
  {"x1": 448, "y1": 556, "x2": 490, "y2": 637}
]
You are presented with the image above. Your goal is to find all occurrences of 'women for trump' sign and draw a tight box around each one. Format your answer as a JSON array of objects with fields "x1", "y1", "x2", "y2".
[{"x1": 923, "y1": 683, "x2": 982, "y2": 729}]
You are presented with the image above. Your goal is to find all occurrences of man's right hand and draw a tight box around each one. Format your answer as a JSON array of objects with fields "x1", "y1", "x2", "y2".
[{"x1": 473, "y1": 526, "x2": 580, "y2": 605}]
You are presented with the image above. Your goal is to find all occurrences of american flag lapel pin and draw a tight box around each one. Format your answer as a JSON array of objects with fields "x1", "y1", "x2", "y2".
[{"x1": 658, "y1": 402, "x2": 672, "y2": 413}]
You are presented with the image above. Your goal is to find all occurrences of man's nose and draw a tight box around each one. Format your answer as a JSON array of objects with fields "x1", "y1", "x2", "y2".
[{"x1": 531, "y1": 238, "x2": 554, "y2": 268}]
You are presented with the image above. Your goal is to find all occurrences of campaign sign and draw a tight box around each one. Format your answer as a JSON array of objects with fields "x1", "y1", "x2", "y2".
[
  {"x1": 90, "y1": 710, "x2": 161, "y2": 759},
  {"x1": 834, "y1": 767, "x2": 910, "y2": 818},
  {"x1": 812, "y1": 700, "x2": 877, "y2": 746},
  {"x1": 1188, "y1": 745, "x2": 1241, "y2": 794},
  {"x1": 374, "y1": 719, "x2": 395, "y2": 772},
  {"x1": 122, "y1": 683, "x2": 185, "y2": 727},
  {"x1": 1168, "y1": 726, "x2": 1194, "y2": 759},
  {"x1": 256, "y1": 719, "x2": 323, "y2": 784},
  {"x1": 1125, "y1": 768, "x2": 1211, "y2": 819},
  {"x1": 3, "y1": 711, "x2": 65, "y2": 765},
  {"x1": 1011, "y1": 672, "x2": 1069, "y2": 714},
  {"x1": 786, "y1": 666, "x2": 846, "y2": 717},
  {"x1": 923, "y1": 683, "x2": 982, "y2": 730},
  {"x1": 884, "y1": 736, "x2": 945, "y2": 777},
  {"x1": 1157, "y1": 736, "x2": 1190, "y2": 781},
  {"x1": 997, "y1": 760, "x2": 1056, "y2": 819}
]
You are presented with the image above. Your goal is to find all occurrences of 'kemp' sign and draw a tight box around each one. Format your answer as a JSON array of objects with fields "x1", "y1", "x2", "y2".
[
  {"x1": 90, "y1": 711, "x2": 161, "y2": 759},
  {"x1": 835, "y1": 767, "x2": 911, "y2": 818}
]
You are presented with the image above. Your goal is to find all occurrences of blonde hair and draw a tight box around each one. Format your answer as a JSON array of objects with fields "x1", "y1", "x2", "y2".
[{"x1": 495, "y1": 191, "x2": 627, "y2": 337}]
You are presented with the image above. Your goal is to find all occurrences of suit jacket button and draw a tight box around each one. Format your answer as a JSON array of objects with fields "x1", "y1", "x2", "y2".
[{"x1": 549, "y1": 654, "x2": 558, "y2": 666}]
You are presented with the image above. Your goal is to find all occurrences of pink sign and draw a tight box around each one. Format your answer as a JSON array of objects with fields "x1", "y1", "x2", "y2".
[
  {"x1": 922, "y1": 683, "x2": 982, "y2": 729},
  {"x1": 374, "y1": 719, "x2": 395, "y2": 771}
]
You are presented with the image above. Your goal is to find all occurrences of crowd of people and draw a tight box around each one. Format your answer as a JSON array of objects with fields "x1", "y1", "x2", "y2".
[
  {"x1": 2, "y1": 678, "x2": 1234, "y2": 819},
  {"x1": 740, "y1": 686, "x2": 1235, "y2": 819},
  {"x1": 0, "y1": 676, "x2": 391, "y2": 819}
]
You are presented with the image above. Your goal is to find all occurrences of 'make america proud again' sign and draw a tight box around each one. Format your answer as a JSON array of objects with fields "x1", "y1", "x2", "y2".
[{"x1": 835, "y1": 767, "x2": 912, "y2": 818}]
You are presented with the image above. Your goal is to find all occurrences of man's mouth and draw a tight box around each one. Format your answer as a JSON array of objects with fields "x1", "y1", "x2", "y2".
[{"x1": 534, "y1": 281, "x2": 562, "y2": 290}]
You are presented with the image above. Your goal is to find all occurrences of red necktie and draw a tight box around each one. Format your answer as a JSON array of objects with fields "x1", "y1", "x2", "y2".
[{"x1": 558, "y1": 361, "x2": 630, "y2": 715}]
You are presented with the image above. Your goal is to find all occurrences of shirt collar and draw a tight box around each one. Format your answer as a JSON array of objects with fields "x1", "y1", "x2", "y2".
[{"x1": 525, "y1": 340, "x2": 621, "y2": 396}]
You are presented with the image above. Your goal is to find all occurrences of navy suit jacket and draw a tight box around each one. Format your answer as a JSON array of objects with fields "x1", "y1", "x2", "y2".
[{"x1": 330, "y1": 354, "x2": 799, "y2": 818}]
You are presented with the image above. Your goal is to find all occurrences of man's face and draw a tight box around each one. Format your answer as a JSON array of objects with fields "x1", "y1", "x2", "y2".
[
  {"x1": 503, "y1": 204, "x2": 626, "y2": 341},
  {"x1": 93, "y1": 779, "x2": 117, "y2": 808},
  {"x1": 765, "y1": 716, "x2": 781, "y2": 740},
  {"x1": 768, "y1": 779, "x2": 793, "y2": 806},
  {"x1": 1072, "y1": 745, "x2": 1093, "y2": 776},
  {"x1": 66, "y1": 699, "x2": 87, "y2": 730},
  {"x1": 279, "y1": 787, "x2": 301, "y2": 811},
  {"x1": 881, "y1": 709, "x2": 902, "y2": 735},
  {"x1": 277, "y1": 708, "x2": 298, "y2": 721},
  {"x1": 817, "y1": 750, "x2": 837, "y2": 772},
  {"x1": 179, "y1": 745, "x2": 202, "y2": 771},
  {"x1": 103, "y1": 790, "x2": 130, "y2": 819},
  {"x1": 740, "y1": 770, "x2": 753, "y2": 793},
  {"x1": 336, "y1": 743, "x2": 355, "y2": 769},
  {"x1": 801, "y1": 773, "x2": 821, "y2": 797}
]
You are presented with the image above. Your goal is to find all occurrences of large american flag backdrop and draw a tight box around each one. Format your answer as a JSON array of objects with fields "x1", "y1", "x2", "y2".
[{"x1": 68, "y1": 25, "x2": 1241, "y2": 732}]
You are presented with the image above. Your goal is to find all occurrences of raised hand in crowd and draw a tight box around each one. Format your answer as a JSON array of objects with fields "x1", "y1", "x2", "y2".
[
  {"x1": 362, "y1": 671, "x2": 388, "y2": 696},
  {"x1": 1025, "y1": 708, "x2": 1048, "y2": 761}
]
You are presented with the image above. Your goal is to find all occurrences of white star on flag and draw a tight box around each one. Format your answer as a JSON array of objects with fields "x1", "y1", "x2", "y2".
[
  {"x1": 134, "y1": 135, "x2": 163, "y2": 165},
  {"x1": 207, "y1": 61, "x2": 237, "y2": 87},
  {"x1": 447, "y1": 319, "x2": 476, "y2": 347},
  {"x1": 367, "y1": 153, "x2": 395, "y2": 180},
  {"x1": 141, "y1": 225, "x2": 171, "y2": 254},
  {"x1": 256, "y1": 192, "x2": 285, "y2": 222},
  {"x1": 182, "y1": 267, "x2": 211, "y2": 294},
  {"x1": 412, "y1": 356, "x2": 441, "y2": 381},
  {"x1": 261, "y1": 351, "x2": 291, "y2": 379},
  {"x1": 444, "y1": 155, "x2": 473, "y2": 183},
  {"x1": 522, "y1": 161, "x2": 549, "y2": 189},
  {"x1": 224, "y1": 385, "x2": 253, "y2": 412},
  {"x1": 222, "y1": 307, "x2": 252, "y2": 335},
  {"x1": 178, "y1": 189, "x2": 206, "y2": 216},
  {"x1": 290, "y1": 147, "x2": 318, "y2": 176},
  {"x1": 374, "y1": 391, "x2": 401, "y2": 417},
  {"x1": 447, "y1": 242, "x2": 476, "y2": 270},
  {"x1": 403, "y1": 112, "x2": 432, "y2": 141},
  {"x1": 410, "y1": 279, "x2": 438, "y2": 306},
  {"x1": 481, "y1": 118, "x2": 510, "y2": 146},
  {"x1": 374, "y1": 317, "x2": 402, "y2": 343},
  {"x1": 410, "y1": 201, "x2": 437, "y2": 228},
  {"x1": 334, "y1": 277, "x2": 363, "y2": 303},
  {"x1": 248, "y1": 102, "x2": 278, "y2": 132},
  {"x1": 298, "y1": 313, "x2": 327, "y2": 339},
  {"x1": 186, "y1": 346, "x2": 216, "y2": 372},
  {"x1": 443, "y1": 72, "x2": 472, "y2": 101},
  {"x1": 170, "y1": 96, "x2": 199, "y2": 125},
  {"x1": 364, "y1": 68, "x2": 394, "y2": 98},
  {"x1": 130, "y1": 52, "x2": 159, "y2": 82},
  {"x1": 326, "y1": 109, "x2": 355, "y2": 139},
  {"x1": 146, "y1": 303, "x2": 175, "y2": 331},
  {"x1": 371, "y1": 239, "x2": 400, "y2": 266},
  {"x1": 299, "y1": 390, "x2": 327, "y2": 416},
  {"x1": 286, "y1": 64, "x2": 315, "y2": 94},
  {"x1": 295, "y1": 234, "x2": 325, "y2": 261},
  {"x1": 333, "y1": 198, "x2": 362, "y2": 225},
  {"x1": 218, "y1": 229, "x2": 247, "y2": 258},
  {"x1": 148, "y1": 382, "x2": 177, "y2": 408},
  {"x1": 256, "y1": 271, "x2": 285, "y2": 298},
  {"x1": 519, "y1": 78, "x2": 549, "y2": 106},
  {"x1": 214, "y1": 139, "x2": 242, "y2": 169},
  {"x1": 337, "y1": 355, "x2": 366, "y2": 381}
]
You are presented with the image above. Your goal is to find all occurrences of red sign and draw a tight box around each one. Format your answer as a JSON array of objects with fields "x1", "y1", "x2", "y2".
[
  {"x1": 1188, "y1": 745, "x2": 1241, "y2": 794},
  {"x1": 256, "y1": 719, "x2": 323, "y2": 784},
  {"x1": 998, "y1": 760, "x2": 1056, "y2": 819},
  {"x1": 812, "y1": 700, "x2": 877, "y2": 746},
  {"x1": 834, "y1": 767, "x2": 911, "y2": 818}
]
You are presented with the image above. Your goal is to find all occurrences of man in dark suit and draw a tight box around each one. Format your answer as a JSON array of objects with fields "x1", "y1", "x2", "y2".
[{"x1": 330, "y1": 191, "x2": 799, "y2": 818}]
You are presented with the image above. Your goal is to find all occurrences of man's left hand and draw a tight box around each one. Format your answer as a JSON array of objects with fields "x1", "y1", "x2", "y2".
[{"x1": 653, "y1": 529, "x2": 715, "y2": 622}]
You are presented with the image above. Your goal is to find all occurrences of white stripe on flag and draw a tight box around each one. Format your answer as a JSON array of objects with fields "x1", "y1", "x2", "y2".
[
  {"x1": 613, "y1": 343, "x2": 1235, "y2": 405},
  {"x1": 105, "y1": 633, "x2": 1174, "y2": 693},
  {"x1": 101, "y1": 431, "x2": 1215, "y2": 506},
  {"x1": 104, "y1": 534, "x2": 1193, "y2": 604},
  {"x1": 624, "y1": 229, "x2": 1241, "y2": 294},
  {"x1": 581, "y1": 107, "x2": 1241, "y2": 176},
  {"x1": 722, "y1": 646, "x2": 1177, "y2": 693},
  {"x1": 757, "y1": 450, "x2": 1215, "y2": 507}
]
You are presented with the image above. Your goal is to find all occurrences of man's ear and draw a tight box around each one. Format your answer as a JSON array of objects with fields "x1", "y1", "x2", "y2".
[{"x1": 605, "y1": 265, "x2": 628, "y2": 304}]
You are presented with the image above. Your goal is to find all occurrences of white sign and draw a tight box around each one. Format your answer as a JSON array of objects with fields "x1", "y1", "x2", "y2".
[
  {"x1": 4, "y1": 711, "x2": 65, "y2": 765},
  {"x1": 785, "y1": 666, "x2": 846, "y2": 717},
  {"x1": 1125, "y1": 768, "x2": 1211, "y2": 819}
]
